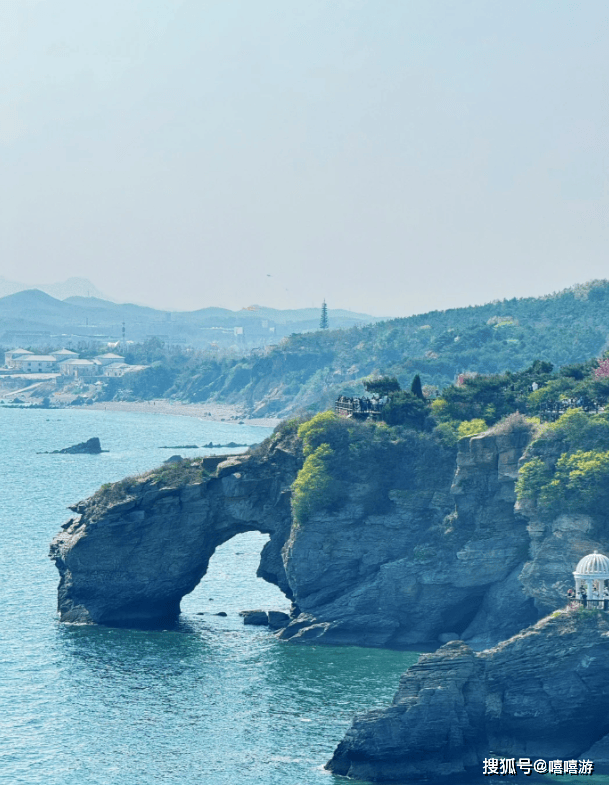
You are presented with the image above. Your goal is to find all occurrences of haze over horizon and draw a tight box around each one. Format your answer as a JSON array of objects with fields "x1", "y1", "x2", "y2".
[{"x1": 2, "y1": 1, "x2": 608, "y2": 316}]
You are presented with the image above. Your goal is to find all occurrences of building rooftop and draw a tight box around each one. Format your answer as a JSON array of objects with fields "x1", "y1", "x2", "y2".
[
  {"x1": 574, "y1": 552, "x2": 609, "y2": 578},
  {"x1": 21, "y1": 355, "x2": 57, "y2": 362}
]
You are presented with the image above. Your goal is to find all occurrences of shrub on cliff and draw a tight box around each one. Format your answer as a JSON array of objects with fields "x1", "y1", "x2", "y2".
[
  {"x1": 291, "y1": 410, "x2": 457, "y2": 525},
  {"x1": 542, "y1": 408, "x2": 609, "y2": 451},
  {"x1": 516, "y1": 409, "x2": 609, "y2": 518},
  {"x1": 292, "y1": 443, "x2": 344, "y2": 525},
  {"x1": 457, "y1": 418, "x2": 488, "y2": 439},
  {"x1": 298, "y1": 411, "x2": 353, "y2": 456},
  {"x1": 491, "y1": 412, "x2": 538, "y2": 437},
  {"x1": 517, "y1": 449, "x2": 609, "y2": 516}
]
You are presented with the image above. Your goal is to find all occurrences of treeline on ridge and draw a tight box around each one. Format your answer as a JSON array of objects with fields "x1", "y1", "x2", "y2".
[{"x1": 93, "y1": 280, "x2": 609, "y2": 416}]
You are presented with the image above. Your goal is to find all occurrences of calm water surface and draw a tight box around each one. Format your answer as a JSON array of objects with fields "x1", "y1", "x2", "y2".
[{"x1": 0, "y1": 407, "x2": 420, "y2": 785}]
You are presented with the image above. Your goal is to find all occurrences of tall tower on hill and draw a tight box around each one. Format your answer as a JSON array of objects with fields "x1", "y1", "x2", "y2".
[{"x1": 320, "y1": 300, "x2": 329, "y2": 330}]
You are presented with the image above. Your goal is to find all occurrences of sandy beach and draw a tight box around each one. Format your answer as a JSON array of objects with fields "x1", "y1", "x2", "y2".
[{"x1": 86, "y1": 399, "x2": 282, "y2": 429}]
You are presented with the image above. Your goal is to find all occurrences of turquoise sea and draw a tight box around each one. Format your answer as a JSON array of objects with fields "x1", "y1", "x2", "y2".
[{"x1": 0, "y1": 407, "x2": 420, "y2": 785}]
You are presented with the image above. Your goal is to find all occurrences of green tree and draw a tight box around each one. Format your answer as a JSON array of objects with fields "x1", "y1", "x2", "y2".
[
  {"x1": 410, "y1": 374, "x2": 424, "y2": 399},
  {"x1": 363, "y1": 376, "x2": 401, "y2": 396},
  {"x1": 381, "y1": 391, "x2": 427, "y2": 428}
]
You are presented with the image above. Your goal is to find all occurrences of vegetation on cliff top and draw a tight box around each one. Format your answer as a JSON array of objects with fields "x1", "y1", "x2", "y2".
[
  {"x1": 290, "y1": 411, "x2": 457, "y2": 526},
  {"x1": 516, "y1": 408, "x2": 609, "y2": 519},
  {"x1": 290, "y1": 349, "x2": 609, "y2": 525}
]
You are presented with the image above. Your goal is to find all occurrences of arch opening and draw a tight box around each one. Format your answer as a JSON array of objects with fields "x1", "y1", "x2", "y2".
[{"x1": 180, "y1": 531, "x2": 292, "y2": 619}]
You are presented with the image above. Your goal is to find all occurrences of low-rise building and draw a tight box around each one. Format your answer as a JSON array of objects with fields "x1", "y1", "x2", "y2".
[
  {"x1": 4, "y1": 349, "x2": 33, "y2": 368},
  {"x1": 95, "y1": 352, "x2": 125, "y2": 367},
  {"x1": 102, "y1": 362, "x2": 131, "y2": 378},
  {"x1": 59, "y1": 359, "x2": 99, "y2": 377},
  {"x1": 15, "y1": 355, "x2": 58, "y2": 372},
  {"x1": 52, "y1": 349, "x2": 79, "y2": 362}
]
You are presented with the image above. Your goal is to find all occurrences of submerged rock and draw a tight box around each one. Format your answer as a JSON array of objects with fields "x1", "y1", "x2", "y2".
[
  {"x1": 267, "y1": 610, "x2": 290, "y2": 629},
  {"x1": 327, "y1": 610, "x2": 609, "y2": 781},
  {"x1": 240, "y1": 610, "x2": 269, "y2": 626}
]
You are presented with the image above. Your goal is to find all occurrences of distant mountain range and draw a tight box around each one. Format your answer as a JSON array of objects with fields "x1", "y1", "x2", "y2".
[
  {"x1": 0, "y1": 276, "x2": 110, "y2": 302},
  {"x1": 0, "y1": 289, "x2": 383, "y2": 350}
]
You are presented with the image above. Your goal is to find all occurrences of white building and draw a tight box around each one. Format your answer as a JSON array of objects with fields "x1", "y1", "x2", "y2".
[
  {"x1": 102, "y1": 362, "x2": 131, "y2": 378},
  {"x1": 15, "y1": 355, "x2": 58, "y2": 372},
  {"x1": 59, "y1": 359, "x2": 99, "y2": 377},
  {"x1": 52, "y1": 349, "x2": 79, "y2": 362},
  {"x1": 4, "y1": 348, "x2": 33, "y2": 368},
  {"x1": 95, "y1": 352, "x2": 125, "y2": 367}
]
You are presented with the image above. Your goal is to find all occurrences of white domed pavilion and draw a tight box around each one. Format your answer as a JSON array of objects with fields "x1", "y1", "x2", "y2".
[{"x1": 573, "y1": 552, "x2": 609, "y2": 608}]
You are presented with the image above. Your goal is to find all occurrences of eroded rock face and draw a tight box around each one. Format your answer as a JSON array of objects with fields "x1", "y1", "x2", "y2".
[
  {"x1": 279, "y1": 427, "x2": 538, "y2": 648},
  {"x1": 517, "y1": 501, "x2": 609, "y2": 614},
  {"x1": 327, "y1": 611, "x2": 609, "y2": 781},
  {"x1": 49, "y1": 449, "x2": 298, "y2": 626}
]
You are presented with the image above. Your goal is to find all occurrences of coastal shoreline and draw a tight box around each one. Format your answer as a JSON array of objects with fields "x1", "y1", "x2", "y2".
[{"x1": 85, "y1": 399, "x2": 282, "y2": 429}]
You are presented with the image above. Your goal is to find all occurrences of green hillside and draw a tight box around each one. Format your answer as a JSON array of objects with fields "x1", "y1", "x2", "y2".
[{"x1": 107, "y1": 280, "x2": 609, "y2": 416}]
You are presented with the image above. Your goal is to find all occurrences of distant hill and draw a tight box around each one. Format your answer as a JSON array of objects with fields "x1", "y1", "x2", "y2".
[
  {"x1": 0, "y1": 276, "x2": 110, "y2": 301},
  {"x1": 0, "y1": 290, "x2": 382, "y2": 350},
  {"x1": 159, "y1": 279, "x2": 609, "y2": 416}
]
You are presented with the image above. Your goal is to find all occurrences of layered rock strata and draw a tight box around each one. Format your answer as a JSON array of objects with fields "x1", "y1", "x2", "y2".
[{"x1": 327, "y1": 610, "x2": 609, "y2": 781}]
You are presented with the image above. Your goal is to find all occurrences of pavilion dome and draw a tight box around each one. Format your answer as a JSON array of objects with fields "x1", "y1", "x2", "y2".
[{"x1": 574, "y1": 552, "x2": 609, "y2": 579}]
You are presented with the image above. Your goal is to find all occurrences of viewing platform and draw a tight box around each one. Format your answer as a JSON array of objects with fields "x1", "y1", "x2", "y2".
[{"x1": 335, "y1": 395, "x2": 385, "y2": 420}]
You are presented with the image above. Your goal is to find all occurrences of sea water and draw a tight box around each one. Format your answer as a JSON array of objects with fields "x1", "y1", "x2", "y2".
[{"x1": 0, "y1": 407, "x2": 420, "y2": 785}]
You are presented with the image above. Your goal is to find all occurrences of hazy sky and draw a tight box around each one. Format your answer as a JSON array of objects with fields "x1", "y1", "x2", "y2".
[{"x1": 1, "y1": 1, "x2": 608, "y2": 315}]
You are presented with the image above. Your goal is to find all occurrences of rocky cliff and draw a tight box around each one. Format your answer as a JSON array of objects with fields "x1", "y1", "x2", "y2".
[
  {"x1": 327, "y1": 609, "x2": 609, "y2": 781},
  {"x1": 50, "y1": 416, "x2": 608, "y2": 646},
  {"x1": 277, "y1": 421, "x2": 539, "y2": 648}
]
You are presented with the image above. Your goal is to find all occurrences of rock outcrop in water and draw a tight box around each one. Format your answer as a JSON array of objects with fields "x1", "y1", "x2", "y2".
[
  {"x1": 327, "y1": 610, "x2": 609, "y2": 781},
  {"x1": 49, "y1": 418, "x2": 609, "y2": 646},
  {"x1": 43, "y1": 437, "x2": 105, "y2": 454},
  {"x1": 50, "y1": 448, "x2": 298, "y2": 625}
]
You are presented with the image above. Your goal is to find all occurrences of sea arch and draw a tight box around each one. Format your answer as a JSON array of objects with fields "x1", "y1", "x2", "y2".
[{"x1": 50, "y1": 452, "x2": 298, "y2": 627}]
